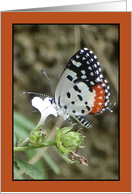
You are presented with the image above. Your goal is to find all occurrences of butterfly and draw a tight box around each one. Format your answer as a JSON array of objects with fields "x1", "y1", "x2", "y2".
[
  {"x1": 25, "y1": 48, "x2": 114, "y2": 128},
  {"x1": 49, "y1": 47, "x2": 113, "y2": 128}
]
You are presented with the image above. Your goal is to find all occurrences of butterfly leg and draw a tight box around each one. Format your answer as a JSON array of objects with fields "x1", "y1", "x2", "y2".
[{"x1": 74, "y1": 115, "x2": 92, "y2": 128}]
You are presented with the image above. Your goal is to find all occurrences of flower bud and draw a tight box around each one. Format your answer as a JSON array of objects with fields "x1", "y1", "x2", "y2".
[
  {"x1": 29, "y1": 125, "x2": 48, "y2": 146},
  {"x1": 30, "y1": 130, "x2": 45, "y2": 145},
  {"x1": 55, "y1": 125, "x2": 85, "y2": 154}
]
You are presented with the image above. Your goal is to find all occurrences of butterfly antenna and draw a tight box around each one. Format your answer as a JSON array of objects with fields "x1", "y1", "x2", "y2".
[
  {"x1": 40, "y1": 69, "x2": 54, "y2": 96},
  {"x1": 23, "y1": 91, "x2": 48, "y2": 98}
]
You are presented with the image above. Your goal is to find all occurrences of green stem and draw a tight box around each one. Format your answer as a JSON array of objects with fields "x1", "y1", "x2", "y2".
[
  {"x1": 14, "y1": 146, "x2": 38, "y2": 152},
  {"x1": 14, "y1": 142, "x2": 56, "y2": 152}
]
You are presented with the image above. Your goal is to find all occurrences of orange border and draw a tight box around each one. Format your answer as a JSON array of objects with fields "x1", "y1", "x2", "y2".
[{"x1": 1, "y1": 12, "x2": 131, "y2": 192}]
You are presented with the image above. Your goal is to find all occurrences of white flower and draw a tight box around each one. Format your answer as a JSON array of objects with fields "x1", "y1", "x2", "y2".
[{"x1": 32, "y1": 97, "x2": 57, "y2": 127}]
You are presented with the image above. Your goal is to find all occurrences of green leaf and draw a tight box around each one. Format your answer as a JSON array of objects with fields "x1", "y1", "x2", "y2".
[
  {"x1": 16, "y1": 159, "x2": 45, "y2": 180},
  {"x1": 14, "y1": 123, "x2": 29, "y2": 140},
  {"x1": 60, "y1": 124, "x2": 76, "y2": 135},
  {"x1": 14, "y1": 133, "x2": 17, "y2": 147},
  {"x1": 14, "y1": 110, "x2": 35, "y2": 132},
  {"x1": 59, "y1": 143, "x2": 70, "y2": 154},
  {"x1": 54, "y1": 128, "x2": 61, "y2": 145},
  {"x1": 14, "y1": 164, "x2": 24, "y2": 180}
]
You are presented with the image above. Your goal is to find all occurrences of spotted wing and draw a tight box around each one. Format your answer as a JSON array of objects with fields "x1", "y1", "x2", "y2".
[{"x1": 55, "y1": 48, "x2": 110, "y2": 128}]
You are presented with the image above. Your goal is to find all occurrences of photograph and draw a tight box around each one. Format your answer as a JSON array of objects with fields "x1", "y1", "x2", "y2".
[{"x1": 13, "y1": 24, "x2": 119, "y2": 180}]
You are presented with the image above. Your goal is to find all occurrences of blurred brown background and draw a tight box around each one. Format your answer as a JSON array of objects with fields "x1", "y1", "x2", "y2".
[{"x1": 14, "y1": 24, "x2": 119, "y2": 180}]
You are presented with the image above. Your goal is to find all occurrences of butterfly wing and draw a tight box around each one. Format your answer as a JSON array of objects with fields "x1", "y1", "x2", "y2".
[{"x1": 55, "y1": 48, "x2": 110, "y2": 128}]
